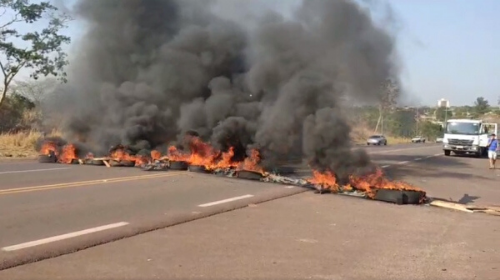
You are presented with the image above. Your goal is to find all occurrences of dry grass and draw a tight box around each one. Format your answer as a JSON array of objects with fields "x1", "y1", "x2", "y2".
[{"x1": 0, "y1": 129, "x2": 62, "y2": 158}]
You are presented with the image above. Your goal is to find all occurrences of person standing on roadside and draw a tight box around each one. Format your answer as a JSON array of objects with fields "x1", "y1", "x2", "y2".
[{"x1": 486, "y1": 133, "x2": 498, "y2": 169}]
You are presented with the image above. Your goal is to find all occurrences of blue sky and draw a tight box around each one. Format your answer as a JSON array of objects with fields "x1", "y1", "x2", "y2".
[
  {"x1": 387, "y1": 0, "x2": 500, "y2": 107},
  {"x1": 10, "y1": 0, "x2": 500, "y2": 107}
]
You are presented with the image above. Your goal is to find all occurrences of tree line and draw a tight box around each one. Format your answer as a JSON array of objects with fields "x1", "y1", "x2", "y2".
[{"x1": 347, "y1": 96, "x2": 500, "y2": 141}]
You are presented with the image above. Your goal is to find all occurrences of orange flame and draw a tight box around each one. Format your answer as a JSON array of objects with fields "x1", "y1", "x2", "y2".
[
  {"x1": 109, "y1": 147, "x2": 151, "y2": 166},
  {"x1": 309, "y1": 168, "x2": 424, "y2": 198},
  {"x1": 151, "y1": 150, "x2": 161, "y2": 160},
  {"x1": 309, "y1": 170, "x2": 339, "y2": 192},
  {"x1": 239, "y1": 149, "x2": 265, "y2": 174},
  {"x1": 39, "y1": 141, "x2": 59, "y2": 156},
  {"x1": 167, "y1": 137, "x2": 264, "y2": 173},
  {"x1": 58, "y1": 144, "x2": 78, "y2": 164}
]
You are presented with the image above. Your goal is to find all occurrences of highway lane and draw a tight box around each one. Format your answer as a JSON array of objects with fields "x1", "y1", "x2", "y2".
[
  {"x1": 0, "y1": 143, "x2": 447, "y2": 268},
  {"x1": 1, "y1": 142, "x2": 498, "y2": 279},
  {"x1": 0, "y1": 172, "x2": 303, "y2": 258}
]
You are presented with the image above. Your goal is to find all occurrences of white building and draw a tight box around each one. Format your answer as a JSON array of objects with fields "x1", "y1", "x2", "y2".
[{"x1": 437, "y1": 98, "x2": 449, "y2": 108}]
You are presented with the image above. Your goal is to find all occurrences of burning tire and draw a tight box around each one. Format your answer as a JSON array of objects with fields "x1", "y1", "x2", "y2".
[
  {"x1": 188, "y1": 165, "x2": 208, "y2": 173},
  {"x1": 373, "y1": 189, "x2": 426, "y2": 205},
  {"x1": 85, "y1": 159, "x2": 105, "y2": 166},
  {"x1": 169, "y1": 161, "x2": 189, "y2": 170},
  {"x1": 38, "y1": 154, "x2": 57, "y2": 163},
  {"x1": 120, "y1": 160, "x2": 135, "y2": 167},
  {"x1": 236, "y1": 170, "x2": 263, "y2": 181},
  {"x1": 109, "y1": 160, "x2": 122, "y2": 167},
  {"x1": 141, "y1": 164, "x2": 155, "y2": 171},
  {"x1": 141, "y1": 162, "x2": 169, "y2": 171}
]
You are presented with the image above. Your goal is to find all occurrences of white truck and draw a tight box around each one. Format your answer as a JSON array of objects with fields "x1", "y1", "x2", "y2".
[{"x1": 442, "y1": 119, "x2": 498, "y2": 157}]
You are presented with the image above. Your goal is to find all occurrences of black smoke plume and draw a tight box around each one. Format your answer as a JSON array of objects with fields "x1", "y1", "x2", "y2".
[{"x1": 49, "y1": 0, "x2": 400, "y2": 178}]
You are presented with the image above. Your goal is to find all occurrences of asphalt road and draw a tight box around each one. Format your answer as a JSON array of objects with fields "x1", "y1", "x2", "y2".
[
  {"x1": 1, "y1": 142, "x2": 498, "y2": 276},
  {"x1": 0, "y1": 142, "x2": 498, "y2": 279}
]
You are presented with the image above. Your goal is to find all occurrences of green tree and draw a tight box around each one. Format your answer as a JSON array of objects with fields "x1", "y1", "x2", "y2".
[
  {"x1": 375, "y1": 78, "x2": 399, "y2": 134},
  {"x1": 0, "y1": 91, "x2": 35, "y2": 131},
  {"x1": 473, "y1": 97, "x2": 490, "y2": 116},
  {"x1": 385, "y1": 109, "x2": 416, "y2": 138},
  {"x1": 419, "y1": 121, "x2": 442, "y2": 140},
  {"x1": 434, "y1": 107, "x2": 451, "y2": 121},
  {"x1": 453, "y1": 106, "x2": 470, "y2": 118},
  {"x1": 11, "y1": 77, "x2": 56, "y2": 106},
  {"x1": 0, "y1": 0, "x2": 71, "y2": 107}
]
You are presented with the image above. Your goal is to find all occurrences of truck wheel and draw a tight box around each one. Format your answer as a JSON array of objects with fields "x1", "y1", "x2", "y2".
[{"x1": 444, "y1": 150, "x2": 451, "y2": 156}]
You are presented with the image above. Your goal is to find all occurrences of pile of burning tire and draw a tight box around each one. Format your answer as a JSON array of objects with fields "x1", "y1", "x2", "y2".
[
  {"x1": 37, "y1": 149, "x2": 426, "y2": 206},
  {"x1": 36, "y1": 135, "x2": 428, "y2": 207}
]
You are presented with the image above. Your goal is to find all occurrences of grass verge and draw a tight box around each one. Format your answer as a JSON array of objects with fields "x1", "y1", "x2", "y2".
[{"x1": 0, "y1": 129, "x2": 61, "y2": 158}]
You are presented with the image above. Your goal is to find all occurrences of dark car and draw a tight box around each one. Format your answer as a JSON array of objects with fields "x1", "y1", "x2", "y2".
[{"x1": 366, "y1": 135, "x2": 387, "y2": 145}]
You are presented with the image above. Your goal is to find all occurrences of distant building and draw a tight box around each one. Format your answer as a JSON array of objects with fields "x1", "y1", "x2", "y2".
[{"x1": 437, "y1": 98, "x2": 449, "y2": 108}]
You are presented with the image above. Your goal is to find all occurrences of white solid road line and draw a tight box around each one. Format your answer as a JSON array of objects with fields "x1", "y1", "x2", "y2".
[
  {"x1": 0, "y1": 167, "x2": 71, "y2": 175},
  {"x1": 198, "y1": 194, "x2": 254, "y2": 207},
  {"x1": 1, "y1": 222, "x2": 129, "y2": 252}
]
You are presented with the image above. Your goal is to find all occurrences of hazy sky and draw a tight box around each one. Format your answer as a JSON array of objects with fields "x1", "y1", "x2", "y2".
[{"x1": 10, "y1": 0, "x2": 500, "y2": 107}]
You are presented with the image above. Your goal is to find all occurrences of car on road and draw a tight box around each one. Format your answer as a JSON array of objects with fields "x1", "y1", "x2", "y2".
[
  {"x1": 411, "y1": 136, "x2": 426, "y2": 143},
  {"x1": 436, "y1": 137, "x2": 443, "y2": 143},
  {"x1": 366, "y1": 135, "x2": 387, "y2": 145}
]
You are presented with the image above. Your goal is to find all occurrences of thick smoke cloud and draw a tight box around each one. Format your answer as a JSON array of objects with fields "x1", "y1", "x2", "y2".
[{"x1": 52, "y1": 0, "x2": 400, "y2": 178}]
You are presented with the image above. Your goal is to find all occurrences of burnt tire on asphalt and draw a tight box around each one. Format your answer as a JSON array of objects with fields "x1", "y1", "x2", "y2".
[
  {"x1": 373, "y1": 189, "x2": 425, "y2": 205},
  {"x1": 266, "y1": 166, "x2": 295, "y2": 175},
  {"x1": 84, "y1": 159, "x2": 105, "y2": 166},
  {"x1": 109, "y1": 160, "x2": 123, "y2": 167},
  {"x1": 169, "y1": 161, "x2": 189, "y2": 171},
  {"x1": 236, "y1": 170, "x2": 263, "y2": 181},
  {"x1": 402, "y1": 190, "x2": 426, "y2": 204},
  {"x1": 120, "y1": 160, "x2": 135, "y2": 167},
  {"x1": 89, "y1": 159, "x2": 105, "y2": 166},
  {"x1": 188, "y1": 165, "x2": 208, "y2": 173},
  {"x1": 38, "y1": 154, "x2": 57, "y2": 163}
]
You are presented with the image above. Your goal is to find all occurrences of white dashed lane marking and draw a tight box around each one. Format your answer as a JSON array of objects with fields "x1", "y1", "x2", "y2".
[
  {"x1": 379, "y1": 154, "x2": 442, "y2": 169},
  {"x1": 2, "y1": 222, "x2": 129, "y2": 252}
]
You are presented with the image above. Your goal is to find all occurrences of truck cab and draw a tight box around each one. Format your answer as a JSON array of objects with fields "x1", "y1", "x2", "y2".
[{"x1": 442, "y1": 119, "x2": 498, "y2": 157}]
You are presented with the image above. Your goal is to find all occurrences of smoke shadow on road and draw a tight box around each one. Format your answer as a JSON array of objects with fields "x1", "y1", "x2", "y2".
[
  {"x1": 457, "y1": 194, "x2": 481, "y2": 204},
  {"x1": 373, "y1": 154, "x2": 495, "y2": 182}
]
